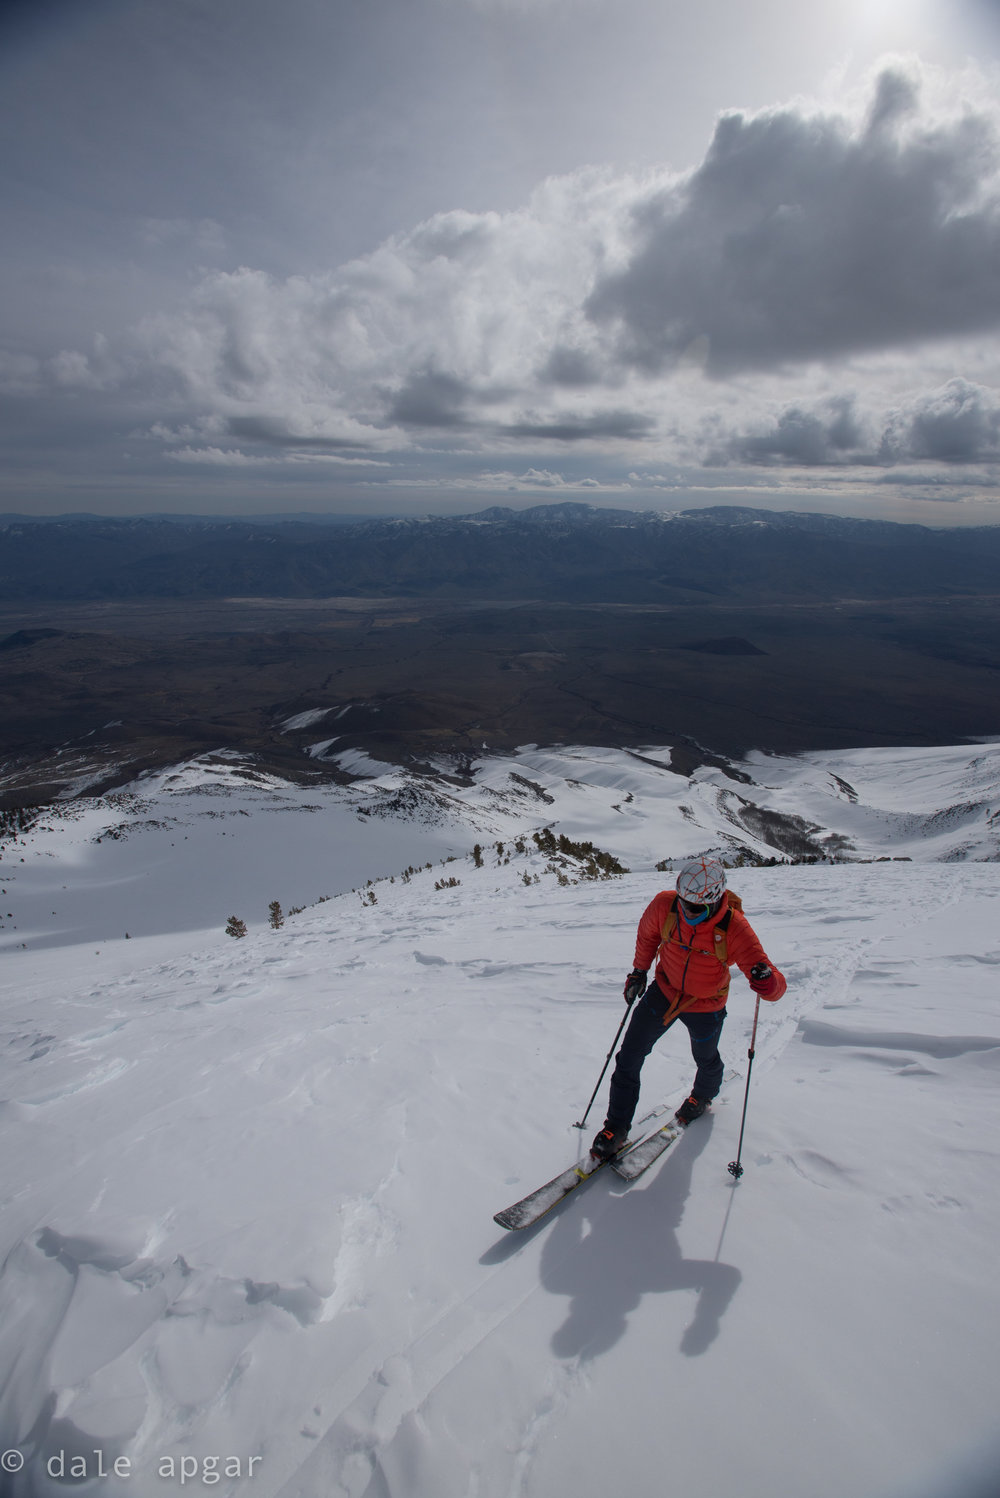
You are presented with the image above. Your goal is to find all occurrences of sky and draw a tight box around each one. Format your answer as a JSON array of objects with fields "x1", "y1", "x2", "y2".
[{"x1": 2, "y1": 0, "x2": 1000, "y2": 523}]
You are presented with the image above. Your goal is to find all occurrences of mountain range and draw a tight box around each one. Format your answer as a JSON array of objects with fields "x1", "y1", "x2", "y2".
[{"x1": 3, "y1": 504, "x2": 1000, "y2": 603}]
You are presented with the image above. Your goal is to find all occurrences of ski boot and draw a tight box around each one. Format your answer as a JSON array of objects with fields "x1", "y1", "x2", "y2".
[
  {"x1": 590, "y1": 1125, "x2": 629, "y2": 1160},
  {"x1": 675, "y1": 1094, "x2": 709, "y2": 1125}
]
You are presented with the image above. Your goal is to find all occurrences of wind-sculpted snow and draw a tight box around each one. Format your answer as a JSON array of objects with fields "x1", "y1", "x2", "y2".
[
  {"x1": 0, "y1": 748, "x2": 999, "y2": 1497},
  {"x1": 797, "y1": 1018, "x2": 1000, "y2": 1060}
]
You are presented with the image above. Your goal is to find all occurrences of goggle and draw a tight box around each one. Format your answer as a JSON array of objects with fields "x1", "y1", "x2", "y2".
[{"x1": 678, "y1": 896, "x2": 721, "y2": 921}]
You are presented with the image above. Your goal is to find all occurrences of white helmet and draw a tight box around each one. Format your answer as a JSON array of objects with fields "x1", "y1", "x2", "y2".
[{"x1": 676, "y1": 855, "x2": 727, "y2": 908}]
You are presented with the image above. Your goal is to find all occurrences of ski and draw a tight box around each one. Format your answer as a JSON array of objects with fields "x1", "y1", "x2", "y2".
[
  {"x1": 493, "y1": 1151, "x2": 614, "y2": 1231},
  {"x1": 610, "y1": 1112, "x2": 688, "y2": 1180},
  {"x1": 493, "y1": 1102, "x2": 670, "y2": 1231},
  {"x1": 493, "y1": 1072, "x2": 738, "y2": 1230},
  {"x1": 612, "y1": 1068, "x2": 740, "y2": 1181},
  {"x1": 611, "y1": 1069, "x2": 739, "y2": 1181}
]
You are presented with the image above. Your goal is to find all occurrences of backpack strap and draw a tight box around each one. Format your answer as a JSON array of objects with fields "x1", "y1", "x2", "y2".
[
  {"x1": 661, "y1": 889, "x2": 740, "y2": 965},
  {"x1": 660, "y1": 892, "x2": 679, "y2": 946}
]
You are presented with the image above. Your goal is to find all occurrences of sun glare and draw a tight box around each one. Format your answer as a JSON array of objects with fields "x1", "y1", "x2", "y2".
[{"x1": 844, "y1": 0, "x2": 934, "y2": 46}]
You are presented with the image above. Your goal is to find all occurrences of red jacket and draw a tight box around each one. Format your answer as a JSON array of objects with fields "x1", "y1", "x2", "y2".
[{"x1": 634, "y1": 889, "x2": 786, "y2": 1016}]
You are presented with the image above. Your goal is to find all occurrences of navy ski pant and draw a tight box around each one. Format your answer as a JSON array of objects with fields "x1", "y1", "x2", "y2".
[{"x1": 605, "y1": 982, "x2": 726, "y2": 1133}]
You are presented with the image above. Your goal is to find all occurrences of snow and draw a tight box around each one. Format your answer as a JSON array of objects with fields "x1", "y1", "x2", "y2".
[
  {"x1": 0, "y1": 744, "x2": 999, "y2": 1497},
  {"x1": 4, "y1": 741, "x2": 998, "y2": 954},
  {"x1": 280, "y1": 711, "x2": 334, "y2": 733}
]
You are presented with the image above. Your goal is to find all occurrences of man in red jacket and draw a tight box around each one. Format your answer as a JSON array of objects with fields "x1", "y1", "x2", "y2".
[{"x1": 591, "y1": 854, "x2": 786, "y2": 1160}]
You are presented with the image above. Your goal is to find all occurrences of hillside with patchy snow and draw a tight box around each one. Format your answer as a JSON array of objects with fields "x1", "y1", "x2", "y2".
[
  {"x1": 0, "y1": 742, "x2": 998, "y2": 1498},
  {"x1": 2, "y1": 740, "x2": 998, "y2": 952}
]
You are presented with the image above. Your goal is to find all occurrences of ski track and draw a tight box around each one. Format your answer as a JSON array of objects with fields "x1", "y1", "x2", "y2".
[{"x1": 270, "y1": 1209, "x2": 601, "y2": 1498}]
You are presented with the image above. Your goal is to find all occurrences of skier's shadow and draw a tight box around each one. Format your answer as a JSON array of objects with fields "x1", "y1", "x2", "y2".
[{"x1": 539, "y1": 1115, "x2": 741, "y2": 1361}]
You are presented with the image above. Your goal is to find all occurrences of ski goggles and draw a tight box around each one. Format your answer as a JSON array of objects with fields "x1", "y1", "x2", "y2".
[{"x1": 678, "y1": 896, "x2": 722, "y2": 923}]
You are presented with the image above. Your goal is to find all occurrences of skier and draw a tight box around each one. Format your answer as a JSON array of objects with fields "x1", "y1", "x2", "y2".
[{"x1": 591, "y1": 855, "x2": 786, "y2": 1160}]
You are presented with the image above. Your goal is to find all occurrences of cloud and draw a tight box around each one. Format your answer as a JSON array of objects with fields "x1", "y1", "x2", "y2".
[
  {"x1": 379, "y1": 466, "x2": 619, "y2": 492},
  {"x1": 500, "y1": 409, "x2": 655, "y2": 440},
  {"x1": 586, "y1": 62, "x2": 1000, "y2": 374},
  {"x1": 881, "y1": 378, "x2": 1000, "y2": 462},
  {"x1": 166, "y1": 445, "x2": 392, "y2": 468},
  {"x1": 120, "y1": 175, "x2": 641, "y2": 451},
  {"x1": 225, "y1": 415, "x2": 376, "y2": 450},
  {"x1": 721, "y1": 398, "x2": 871, "y2": 466},
  {"x1": 49, "y1": 350, "x2": 108, "y2": 390},
  {"x1": 387, "y1": 369, "x2": 473, "y2": 428},
  {"x1": 717, "y1": 380, "x2": 1000, "y2": 469},
  {"x1": 539, "y1": 344, "x2": 603, "y2": 387},
  {"x1": 167, "y1": 446, "x2": 274, "y2": 467},
  {"x1": 510, "y1": 468, "x2": 567, "y2": 486},
  {"x1": 24, "y1": 60, "x2": 1000, "y2": 491}
]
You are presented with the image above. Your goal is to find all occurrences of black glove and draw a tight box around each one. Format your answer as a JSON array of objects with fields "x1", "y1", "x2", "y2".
[
  {"x1": 623, "y1": 969, "x2": 648, "y2": 1005},
  {"x1": 749, "y1": 960, "x2": 778, "y2": 998}
]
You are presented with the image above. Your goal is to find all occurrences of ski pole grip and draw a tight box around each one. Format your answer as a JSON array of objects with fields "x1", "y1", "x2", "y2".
[{"x1": 623, "y1": 969, "x2": 647, "y2": 1005}]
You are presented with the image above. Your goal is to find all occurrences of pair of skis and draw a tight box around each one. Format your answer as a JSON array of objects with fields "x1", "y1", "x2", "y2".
[{"x1": 493, "y1": 1104, "x2": 690, "y2": 1231}]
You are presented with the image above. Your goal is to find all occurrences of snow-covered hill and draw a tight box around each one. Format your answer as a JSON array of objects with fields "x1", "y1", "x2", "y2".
[
  {"x1": 0, "y1": 743, "x2": 998, "y2": 1498},
  {"x1": 2, "y1": 740, "x2": 998, "y2": 951}
]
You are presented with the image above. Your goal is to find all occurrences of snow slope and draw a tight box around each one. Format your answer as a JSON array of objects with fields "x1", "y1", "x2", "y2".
[
  {"x1": 0, "y1": 745, "x2": 999, "y2": 1498},
  {"x1": 2, "y1": 740, "x2": 998, "y2": 951}
]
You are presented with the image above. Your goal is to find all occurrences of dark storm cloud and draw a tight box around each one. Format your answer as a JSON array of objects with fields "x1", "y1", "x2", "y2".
[
  {"x1": 720, "y1": 399, "x2": 868, "y2": 466},
  {"x1": 538, "y1": 345, "x2": 603, "y2": 388},
  {"x1": 587, "y1": 66, "x2": 1000, "y2": 375},
  {"x1": 387, "y1": 371, "x2": 471, "y2": 429},
  {"x1": 387, "y1": 368, "x2": 655, "y2": 442}
]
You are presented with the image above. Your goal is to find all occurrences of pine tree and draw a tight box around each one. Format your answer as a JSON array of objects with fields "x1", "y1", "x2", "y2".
[
  {"x1": 268, "y1": 900, "x2": 284, "y2": 930},
  {"x1": 226, "y1": 915, "x2": 248, "y2": 938}
]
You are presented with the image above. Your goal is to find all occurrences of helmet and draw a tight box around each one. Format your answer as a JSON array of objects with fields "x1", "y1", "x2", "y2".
[{"x1": 675, "y1": 856, "x2": 727, "y2": 909}]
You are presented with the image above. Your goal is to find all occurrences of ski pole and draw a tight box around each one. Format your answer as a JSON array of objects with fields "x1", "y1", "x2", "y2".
[
  {"x1": 573, "y1": 999, "x2": 635, "y2": 1130},
  {"x1": 727, "y1": 993, "x2": 761, "y2": 1181}
]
